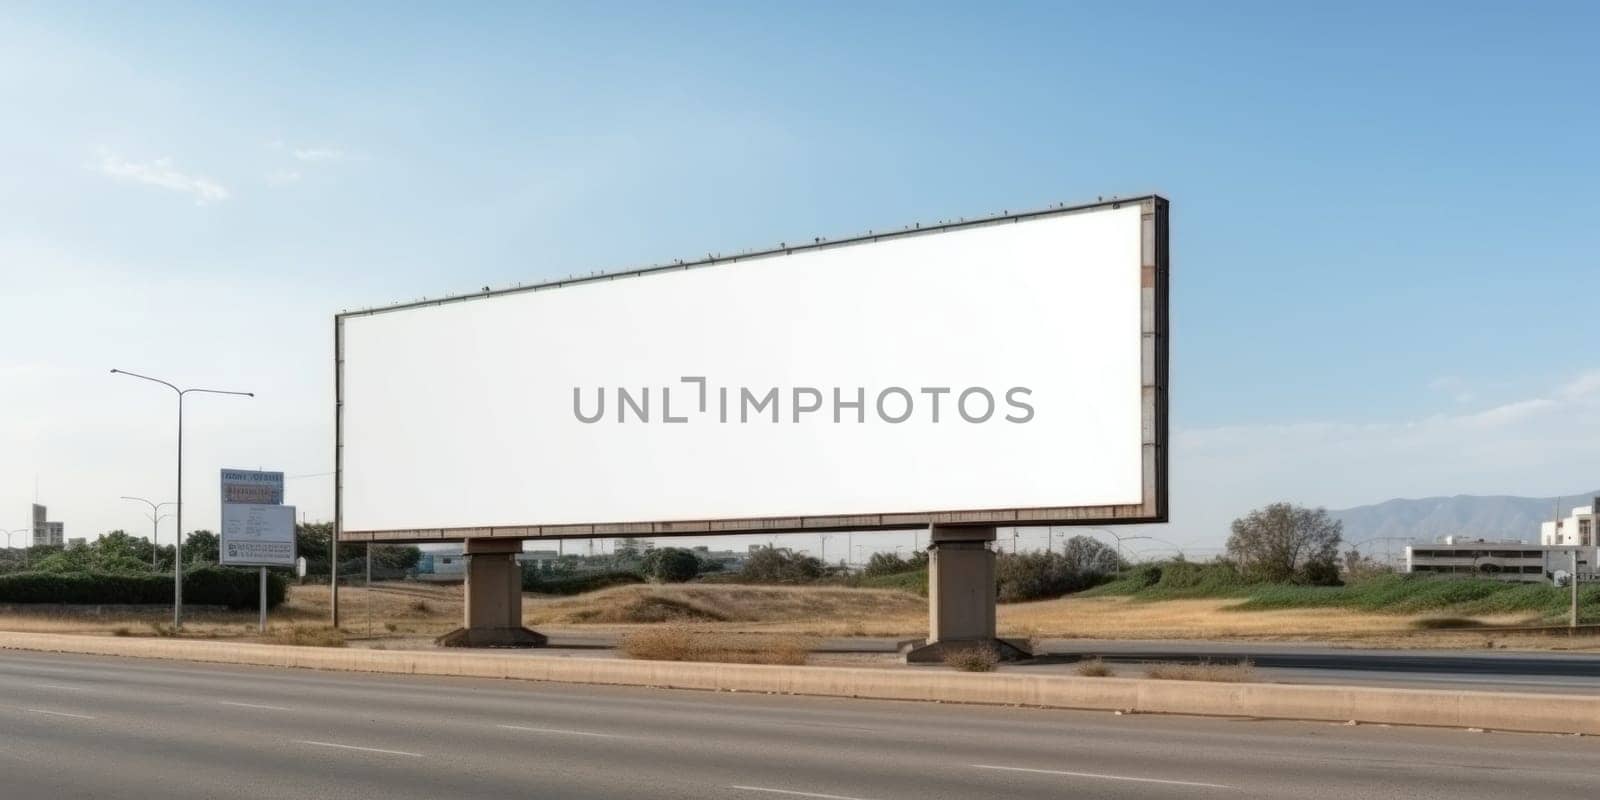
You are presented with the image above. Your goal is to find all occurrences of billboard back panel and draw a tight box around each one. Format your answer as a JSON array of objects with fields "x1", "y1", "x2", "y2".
[{"x1": 338, "y1": 197, "x2": 1167, "y2": 540}]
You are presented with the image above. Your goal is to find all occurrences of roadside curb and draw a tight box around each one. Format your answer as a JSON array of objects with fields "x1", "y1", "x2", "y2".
[{"x1": 3, "y1": 632, "x2": 1595, "y2": 735}]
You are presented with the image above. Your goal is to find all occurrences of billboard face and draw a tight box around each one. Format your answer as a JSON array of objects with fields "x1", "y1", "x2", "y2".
[
  {"x1": 338, "y1": 197, "x2": 1168, "y2": 540},
  {"x1": 220, "y1": 469, "x2": 285, "y2": 506},
  {"x1": 220, "y1": 504, "x2": 297, "y2": 566}
]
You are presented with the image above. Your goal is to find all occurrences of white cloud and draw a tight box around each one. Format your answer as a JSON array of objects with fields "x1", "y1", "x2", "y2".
[
  {"x1": 0, "y1": 240, "x2": 338, "y2": 543},
  {"x1": 266, "y1": 168, "x2": 303, "y2": 186},
  {"x1": 1427, "y1": 375, "x2": 1476, "y2": 404},
  {"x1": 1162, "y1": 371, "x2": 1600, "y2": 543},
  {"x1": 292, "y1": 146, "x2": 345, "y2": 162},
  {"x1": 92, "y1": 150, "x2": 230, "y2": 205}
]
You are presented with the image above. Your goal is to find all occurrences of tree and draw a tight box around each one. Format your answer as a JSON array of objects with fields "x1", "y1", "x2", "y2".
[
  {"x1": 613, "y1": 539, "x2": 646, "y2": 561},
  {"x1": 1058, "y1": 535, "x2": 1120, "y2": 576},
  {"x1": 183, "y1": 530, "x2": 220, "y2": 566},
  {"x1": 640, "y1": 547, "x2": 700, "y2": 583},
  {"x1": 741, "y1": 547, "x2": 825, "y2": 583},
  {"x1": 1225, "y1": 503, "x2": 1343, "y2": 584},
  {"x1": 97, "y1": 530, "x2": 154, "y2": 565},
  {"x1": 1342, "y1": 548, "x2": 1393, "y2": 582},
  {"x1": 31, "y1": 542, "x2": 93, "y2": 574},
  {"x1": 29, "y1": 535, "x2": 154, "y2": 575},
  {"x1": 864, "y1": 552, "x2": 911, "y2": 577},
  {"x1": 297, "y1": 522, "x2": 332, "y2": 571},
  {"x1": 994, "y1": 541, "x2": 1119, "y2": 603}
]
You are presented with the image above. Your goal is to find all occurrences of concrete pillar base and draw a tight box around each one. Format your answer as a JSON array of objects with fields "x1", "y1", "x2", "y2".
[
  {"x1": 904, "y1": 525, "x2": 1032, "y2": 664},
  {"x1": 436, "y1": 537, "x2": 546, "y2": 649},
  {"x1": 898, "y1": 637, "x2": 1032, "y2": 664},
  {"x1": 435, "y1": 626, "x2": 548, "y2": 648}
]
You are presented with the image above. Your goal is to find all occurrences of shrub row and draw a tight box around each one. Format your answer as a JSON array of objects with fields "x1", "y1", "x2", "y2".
[
  {"x1": 0, "y1": 568, "x2": 286, "y2": 609},
  {"x1": 1079, "y1": 561, "x2": 1254, "y2": 600},
  {"x1": 995, "y1": 551, "x2": 1115, "y2": 603},
  {"x1": 1232, "y1": 573, "x2": 1600, "y2": 620},
  {"x1": 521, "y1": 569, "x2": 644, "y2": 596}
]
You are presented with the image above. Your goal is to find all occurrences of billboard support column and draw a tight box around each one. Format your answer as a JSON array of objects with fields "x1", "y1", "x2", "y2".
[
  {"x1": 259, "y1": 567, "x2": 268, "y2": 633},
  {"x1": 901, "y1": 525, "x2": 1030, "y2": 664},
  {"x1": 436, "y1": 538, "x2": 547, "y2": 648}
]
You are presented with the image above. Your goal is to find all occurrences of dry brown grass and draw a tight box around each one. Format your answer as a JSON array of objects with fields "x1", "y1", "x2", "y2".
[
  {"x1": 620, "y1": 625, "x2": 816, "y2": 665},
  {"x1": 944, "y1": 645, "x2": 1000, "y2": 672},
  {"x1": 1075, "y1": 657, "x2": 1114, "y2": 677},
  {"x1": 1, "y1": 581, "x2": 1593, "y2": 655},
  {"x1": 1145, "y1": 659, "x2": 1256, "y2": 682},
  {"x1": 996, "y1": 595, "x2": 1543, "y2": 643},
  {"x1": 0, "y1": 582, "x2": 462, "y2": 642},
  {"x1": 262, "y1": 624, "x2": 347, "y2": 648},
  {"x1": 526, "y1": 584, "x2": 924, "y2": 635}
]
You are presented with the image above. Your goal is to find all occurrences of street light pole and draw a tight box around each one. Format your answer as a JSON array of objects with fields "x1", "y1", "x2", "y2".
[
  {"x1": 1572, "y1": 548, "x2": 1580, "y2": 630},
  {"x1": 111, "y1": 368, "x2": 252, "y2": 629},
  {"x1": 1086, "y1": 527, "x2": 1151, "y2": 575},
  {"x1": 121, "y1": 496, "x2": 174, "y2": 570}
]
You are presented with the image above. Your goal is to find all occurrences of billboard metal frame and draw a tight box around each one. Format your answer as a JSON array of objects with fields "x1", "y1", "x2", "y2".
[{"x1": 335, "y1": 195, "x2": 1168, "y2": 544}]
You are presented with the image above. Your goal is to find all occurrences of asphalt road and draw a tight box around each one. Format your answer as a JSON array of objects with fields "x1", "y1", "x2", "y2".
[
  {"x1": 538, "y1": 632, "x2": 1600, "y2": 694},
  {"x1": 1, "y1": 649, "x2": 1594, "y2": 799}
]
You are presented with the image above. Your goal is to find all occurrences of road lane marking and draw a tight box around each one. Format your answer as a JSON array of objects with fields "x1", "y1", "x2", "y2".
[
  {"x1": 730, "y1": 787, "x2": 880, "y2": 800},
  {"x1": 219, "y1": 701, "x2": 292, "y2": 711},
  {"x1": 971, "y1": 764, "x2": 1232, "y2": 789},
  {"x1": 296, "y1": 741, "x2": 422, "y2": 758},
  {"x1": 497, "y1": 724, "x2": 627, "y2": 739},
  {"x1": 25, "y1": 709, "x2": 95, "y2": 720},
  {"x1": 773, "y1": 721, "x2": 883, "y2": 734}
]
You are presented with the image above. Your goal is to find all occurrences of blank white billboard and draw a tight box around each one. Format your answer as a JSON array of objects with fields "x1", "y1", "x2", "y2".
[{"x1": 338, "y1": 197, "x2": 1167, "y2": 539}]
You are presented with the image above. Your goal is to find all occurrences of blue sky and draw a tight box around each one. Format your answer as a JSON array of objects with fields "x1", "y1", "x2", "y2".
[{"x1": 2, "y1": 2, "x2": 1597, "y2": 556}]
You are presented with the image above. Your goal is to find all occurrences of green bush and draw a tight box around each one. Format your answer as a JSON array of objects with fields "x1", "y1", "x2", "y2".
[
  {"x1": 640, "y1": 548, "x2": 701, "y2": 583},
  {"x1": 1081, "y1": 559, "x2": 1600, "y2": 623},
  {"x1": 738, "y1": 548, "x2": 826, "y2": 584},
  {"x1": 863, "y1": 551, "x2": 927, "y2": 577},
  {"x1": 0, "y1": 568, "x2": 285, "y2": 609},
  {"x1": 995, "y1": 550, "x2": 1118, "y2": 603},
  {"x1": 1081, "y1": 561, "x2": 1254, "y2": 600},
  {"x1": 854, "y1": 568, "x2": 928, "y2": 596},
  {"x1": 521, "y1": 568, "x2": 643, "y2": 595}
]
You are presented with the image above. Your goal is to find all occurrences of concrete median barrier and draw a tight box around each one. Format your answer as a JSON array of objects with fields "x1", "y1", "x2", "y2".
[{"x1": 2, "y1": 631, "x2": 1595, "y2": 735}]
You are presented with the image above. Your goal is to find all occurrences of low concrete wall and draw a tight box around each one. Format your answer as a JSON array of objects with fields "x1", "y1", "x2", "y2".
[{"x1": 2, "y1": 632, "x2": 1594, "y2": 735}]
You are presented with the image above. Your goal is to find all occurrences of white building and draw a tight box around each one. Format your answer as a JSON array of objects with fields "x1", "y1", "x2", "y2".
[
  {"x1": 1406, "y1": 537, "x2": 1597, "y2": 584},
  {"x1": 32, "y1": 514, "x2": 64, "y2": 547},
  {"x1": 30, "y1": 504, "x2": 65, "y2": 547},
  {"x1": 1541, "y1": 504, "x2": 1596, "y2": 547}
]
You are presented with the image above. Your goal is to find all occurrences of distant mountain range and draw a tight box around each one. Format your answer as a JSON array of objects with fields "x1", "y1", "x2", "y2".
[{"x1": 1330, "y1": 491, "x2": 1600, "y2": 543}]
